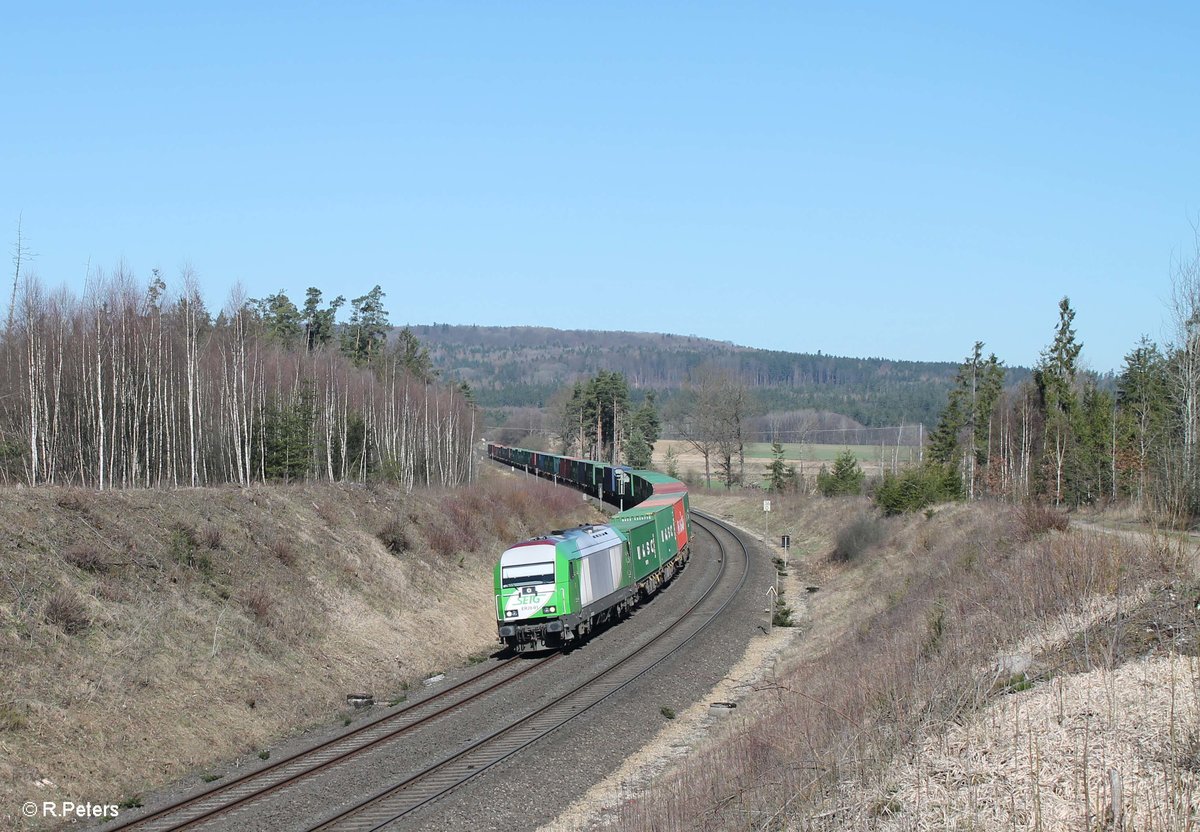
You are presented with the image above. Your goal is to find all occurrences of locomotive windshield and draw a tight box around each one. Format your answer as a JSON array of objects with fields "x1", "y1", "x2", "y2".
[{"x1": 501, "y1": 562, "x2": 555, "y2": 588}]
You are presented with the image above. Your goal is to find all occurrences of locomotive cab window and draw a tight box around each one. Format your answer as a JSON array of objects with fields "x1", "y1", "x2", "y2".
[{"x1": 502, "y1": 562, "x2": 555, "y2": 588}]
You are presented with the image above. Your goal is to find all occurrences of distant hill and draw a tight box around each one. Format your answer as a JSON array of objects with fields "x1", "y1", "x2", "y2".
[{"x1": 408, "y1": 324, "x2": 1032, "y2": 430}]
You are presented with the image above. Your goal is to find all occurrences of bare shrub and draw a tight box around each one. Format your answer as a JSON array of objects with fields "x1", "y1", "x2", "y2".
[
  {"x1": 55, "y1": 489, "x2": 94, "y2": 513},
  {"x1": 199, "y1": 526, "x2": 222, "y2": 550},
  {"x1": 270, "y1": 538, "x2": 298, "y2": 567},
  {"x1": 444, "y1": 492, "x2": 486, "y2": 551},
  {"x1": 376, "y1": 518, "x2": 410, "y2": 554},
  {"x1": 424, "y1": 520, "x2": 469, "y2": 559},
  {"x1": 244, "y1": 586, "x2": 274, "y2": 624},
  {"x1": 313, "y1": 499, "x2": 342, "y2": 527},
  {"x1": 95, "y1": 576, "x2": 130, "y2": 603},
  {"x1": 63, "y1": 543, "x2": 106, "y2": 572},
  {"x1": 1017, "y1": 503, "x2": 1070, "y2": 539},
  {"x1": 831, "y1": 512, "x2": 885, "y2": 562},
  {"x1": 490, "y1": 477, "x2": 590, "y2": 535},
  {"x1": 44, "y1": 589, "x2": 90, "y2": 634}
]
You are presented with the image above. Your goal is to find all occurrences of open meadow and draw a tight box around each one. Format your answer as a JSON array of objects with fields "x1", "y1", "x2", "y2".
[{"x1": 655, "y1": 440, "x2": 921, "y2": 490}]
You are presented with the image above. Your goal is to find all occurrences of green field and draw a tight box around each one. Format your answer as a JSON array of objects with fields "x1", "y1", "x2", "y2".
[{"x1": 739, "y1": 442, "x2": 920, "y2": 465}]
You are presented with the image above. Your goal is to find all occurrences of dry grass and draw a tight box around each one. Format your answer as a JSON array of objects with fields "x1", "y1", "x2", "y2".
[
  {"x1": 0, "y1": 470, "x2": 600, "y2": 827},
  {"x1": 605, "y1": 499, "x2": 1196, "y2": 832},
  {"x1": 874, "y1": 654, "x2": 1200, "y2": 831},
  {"x1": 1017, "y1": 502, "x2": 1071, "y2": 539},
  {"x1": 269, "y1": 536, "x2": 298, "y2": 567},
  {"x1": 831, "y1": 511, "x2": 886, "y2": 563},
  {"x1": 43, "y1": 588, "x2": 90, "y2": 634},
  {"x1": 62, "y1": 542, "x2": 106, "y2": 572},
  {"x1": 376, "y1": 517, "x2": 411, "y2": 554},
  {"x1": 198, "y1": 525, "x2": 223, "y2": 550}
]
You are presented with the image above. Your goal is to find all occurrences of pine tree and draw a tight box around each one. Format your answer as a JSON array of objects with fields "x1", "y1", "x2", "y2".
[
  {"x1": 1116, "y1": 337, "x2": 1170, "y2": 503},
  {"x1": 817, "y1": 448, "x2": 864, "y2": 496},
  {"x1": 1035, "y1": 297, "x2": 1082, "y2": 505},
  {"x1": 765, "y1": 442, "x2": 790, "y2": 492},
  {"x1": 664, "y1": 444, "x2": 680, "y2": 478},
  {"x1": 341, "y1": 285, "x2": 389, "y2": 365},
  {"x1": 631, "y1": 392, "x2": 661, "y2": 447},
  {"x1": 624, "y1": 427, "x2": 652, "y2": 468},
  {"x1": 393, "y1": 326, "x2": 435, "y2": 382},
  {"x1": 929, "y1": 342, "x2": 1006, "y2": 498},
  {"x1": 584, "y1": 371, "x2": 630, "y2": 462},
  {"x1": 301, "y1": 287, "x2": 344, "y2": 351},
  {"x1": 261, "y1": 384, "x2": 315, "y2": 483},
  {"x1": 1068, "y1": 381, "x2": 1114, "y2": 504}
]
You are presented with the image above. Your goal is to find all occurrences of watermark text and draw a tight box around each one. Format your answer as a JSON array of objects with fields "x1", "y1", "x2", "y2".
[{"x1": 21, "y1": 801, "x2": 120, "y2": 820}]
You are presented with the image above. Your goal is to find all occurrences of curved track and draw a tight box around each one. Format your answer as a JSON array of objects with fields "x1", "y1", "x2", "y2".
[
  {"x1": 108, "y1": 655, "x2": 559, "y2": 832},
  {"x1": 302, "y1": 511, "x2": 749, "y2": 831},
  {"x1": 105, "y1": 511, "x2": 751, "y2": 832}
]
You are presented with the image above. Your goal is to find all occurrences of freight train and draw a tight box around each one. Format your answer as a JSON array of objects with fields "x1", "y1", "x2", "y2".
[{"x1": 487, "y1": 443, "x2": 691, "y2": 651}]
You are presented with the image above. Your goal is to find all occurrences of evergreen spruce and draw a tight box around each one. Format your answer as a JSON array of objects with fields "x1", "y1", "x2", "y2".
[
  {"x1": 765, "y1": 442, "x2": 790, "y2": 492},
  {"x1": 817, "y1": 449, "x2": 864, "y2": 496}
]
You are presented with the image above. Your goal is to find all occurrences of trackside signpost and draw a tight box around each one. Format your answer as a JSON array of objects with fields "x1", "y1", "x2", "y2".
[{"x1": 763, "y1": 499, "x2": 771, "y2": 541}]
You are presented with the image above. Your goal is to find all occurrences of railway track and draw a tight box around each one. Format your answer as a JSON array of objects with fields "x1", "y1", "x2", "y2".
[
  {"x1": 106, "y1": 511, "x2": 750, "y2": 832},
  {"x1": 303, "y1": 511, "x2": 749, "y2": 831},
  {"x1": 107, "y1": 654, "x2": 559, "y2": 832}
]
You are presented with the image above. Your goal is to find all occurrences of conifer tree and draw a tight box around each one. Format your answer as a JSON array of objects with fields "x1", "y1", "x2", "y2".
[
  {"x1": 341, "y1": 285, "x2": 389, "y2": 365},
  {"x1": 1035, "y1": 297, "x2": 1082, "y2": 505},
  {"x1": 252, "y1": 291, "x2": 303, "y2": 346},
  {"x1": 929, "y1": 341, "x2": 1005, "y2": 498},
  {"x1": 817, "y1": 448, "x2": 864, "y2": 496},
  {"x1": 301, "y1": 287, "x2": 344, "y2": 351},
  {"x1": 1116, "y1": 337, "x2": 1169, "y2": 503},
  {"x1": 624, "y1": 427, "x2": 652, "y2": 468},
  {"x1": 765, "y1": 442, "x2": 790, "y2": 492}
]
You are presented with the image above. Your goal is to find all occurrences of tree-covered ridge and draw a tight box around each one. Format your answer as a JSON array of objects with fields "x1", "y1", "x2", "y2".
[{"x1": 408, "y1": 324, "x2": 1030, "y2": 427}]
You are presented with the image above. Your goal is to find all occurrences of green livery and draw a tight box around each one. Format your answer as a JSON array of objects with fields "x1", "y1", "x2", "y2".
[{"x1": 489, "y1": 444, "x2": 691, "y2": 651}]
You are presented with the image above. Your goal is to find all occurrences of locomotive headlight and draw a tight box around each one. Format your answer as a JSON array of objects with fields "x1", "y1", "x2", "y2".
[
  {"x1": 542, "y1": 605, "x2": 557, "y2": 614},
  {"x1": 505, "y1": 610, "x2": 519, "y2": 618}
]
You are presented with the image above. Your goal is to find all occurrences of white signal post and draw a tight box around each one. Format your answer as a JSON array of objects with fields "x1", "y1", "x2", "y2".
[{"x1": 762, "y1": 498, "x2": 771, "y2": 542}]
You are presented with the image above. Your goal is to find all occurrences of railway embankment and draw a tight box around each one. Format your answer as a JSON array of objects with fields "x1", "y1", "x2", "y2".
[
  {"x1": 558, "y1": 493, "x2": 1200, "y2": 831},
  {"x1": 0, "y1": 472, "x2": 601, "y2": 828}
]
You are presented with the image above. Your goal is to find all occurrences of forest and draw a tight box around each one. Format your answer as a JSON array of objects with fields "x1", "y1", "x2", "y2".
[
  {"x1": 917, "y1": 247, "x2": 1200, "y2": 525},
  {"x1": 0, "y1": 268, "x2": 476, "y2": 490},
  {"x1": 408, "y1": 324, "x2": 1025, "y2": 428}
]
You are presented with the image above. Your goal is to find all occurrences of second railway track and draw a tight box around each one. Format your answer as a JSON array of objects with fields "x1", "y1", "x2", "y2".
[
  {"x1": 108, "y1": 655, "x2": 559, "y2": 832},
  {"x1": 105, "y1": 511, "x2": 752, "y2": 832},
  {"x1": 304, "y1": 511, "x2": 750, "y2": 832}
]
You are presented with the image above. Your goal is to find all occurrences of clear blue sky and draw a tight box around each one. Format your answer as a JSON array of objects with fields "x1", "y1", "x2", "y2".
[{"x1": 4, "y1": 2, "x2": 1197, "y2": 373}]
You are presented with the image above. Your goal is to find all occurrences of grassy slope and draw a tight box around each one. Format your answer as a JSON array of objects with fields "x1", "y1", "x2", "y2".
[
  {"x1": 612, "y1": 494, "x2": 1200, "y2": 831},
  {"x1": 0, "y1": 472, "x2": 601, "y2": 820}
]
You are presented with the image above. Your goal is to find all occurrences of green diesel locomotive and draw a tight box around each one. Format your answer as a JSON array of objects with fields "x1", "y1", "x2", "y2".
[{"x1": 489, "y1": 444, "x2": 691, "y2": 651}]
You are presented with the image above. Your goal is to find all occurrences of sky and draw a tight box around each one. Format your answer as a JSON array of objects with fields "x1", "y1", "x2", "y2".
[{"x1": 3, "y1": 2, "x2": 1198, "y2": 373}]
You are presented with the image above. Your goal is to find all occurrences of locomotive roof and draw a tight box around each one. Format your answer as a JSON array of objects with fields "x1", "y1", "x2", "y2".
[{"x1": 501, "y1": 524, "x2": 623, "y2": 563}]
